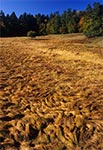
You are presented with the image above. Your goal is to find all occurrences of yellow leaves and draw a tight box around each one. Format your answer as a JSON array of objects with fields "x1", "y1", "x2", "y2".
[{"x1": 79, "y1": 16, "x2": 85, "y2": 27}]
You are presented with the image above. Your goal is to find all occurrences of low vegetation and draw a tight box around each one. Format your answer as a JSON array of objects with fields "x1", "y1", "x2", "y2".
[
  {"x1": 0, "y1": 34, "x2": 103, "y2": 150},
  {"x1": 27, "y1": 30, "x2": 37, "y2": 38}
]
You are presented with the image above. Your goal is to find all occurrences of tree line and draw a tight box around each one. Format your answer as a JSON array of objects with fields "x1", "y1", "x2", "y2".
[{"x1": 0, "y1": 2, "x2": 103, "y2": 37}]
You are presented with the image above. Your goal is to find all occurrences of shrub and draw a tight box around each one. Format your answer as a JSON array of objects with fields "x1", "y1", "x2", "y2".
[{"x1": 27, "y1": 30, "x2": 37, "y2": 38}]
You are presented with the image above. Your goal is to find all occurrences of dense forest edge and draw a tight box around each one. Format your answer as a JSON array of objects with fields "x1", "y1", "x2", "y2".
[{"x1": 0, "y1": 2, "x2": 103, "y2": 38}]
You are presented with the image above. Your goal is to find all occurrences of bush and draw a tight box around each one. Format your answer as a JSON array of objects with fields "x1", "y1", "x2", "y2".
[{"x1": 27, "y1": 30, "x2": 37, "y2": 38}]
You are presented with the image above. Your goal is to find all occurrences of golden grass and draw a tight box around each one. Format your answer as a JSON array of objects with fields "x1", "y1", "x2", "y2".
[{"x1": 0, "y1": 34, "x2": 103, "y2": 150}]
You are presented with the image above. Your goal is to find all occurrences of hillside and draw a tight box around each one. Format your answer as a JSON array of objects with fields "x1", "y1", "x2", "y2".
[{"x1": 0, "y1": 34, "x2": 103, "y2": 150}]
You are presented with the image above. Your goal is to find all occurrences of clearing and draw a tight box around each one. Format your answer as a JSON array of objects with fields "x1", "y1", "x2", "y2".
[{"x1": 0, "y1": 34, "x2": 103, "y2": 150}]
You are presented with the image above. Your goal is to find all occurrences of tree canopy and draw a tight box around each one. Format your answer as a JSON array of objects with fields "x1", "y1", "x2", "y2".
[{"x1": 0, "y1": 2, "x2": 103, "y2": 37}]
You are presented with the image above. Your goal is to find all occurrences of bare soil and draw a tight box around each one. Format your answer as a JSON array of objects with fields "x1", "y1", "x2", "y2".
[{"x1": 0, "y1": 34, "x2": 103, "y2": 150}]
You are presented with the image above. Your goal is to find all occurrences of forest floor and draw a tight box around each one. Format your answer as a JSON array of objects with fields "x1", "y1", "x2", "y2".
[{"x1": 0, "y1": 34, "x2": 103, "y2": 150}]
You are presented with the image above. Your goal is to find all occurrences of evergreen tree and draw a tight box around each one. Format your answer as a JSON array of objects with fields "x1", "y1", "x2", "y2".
[
  {"x1": 67, "y1": 19, "x2": 77, "y2": 33},
  {"x1": 60, "y1": 11, "x2": 68, "y2": 34},
  {"x1": 83, "y1": 2, "x2": 103, "y2": 37},
  {"x1": 9, "y1": 12, "x2": 19, "y2": 36},
  {"x1": 35, "y1": 14, "x2": 48, "y2": 35},
  {"x1": 0, "y1": 11, "x2": 7, "y2": 36},
  {"x1": 19, "y1": 13, "x2": 37, "y2": 36}
]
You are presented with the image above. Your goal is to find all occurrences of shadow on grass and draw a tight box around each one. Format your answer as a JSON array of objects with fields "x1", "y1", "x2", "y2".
[{"x1": 32, "y1": 38, "x2": 49, "y2": 41}]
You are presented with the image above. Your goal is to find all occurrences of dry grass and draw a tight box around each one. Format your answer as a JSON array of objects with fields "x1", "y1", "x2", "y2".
[{"x1": 0, "y1": 34, "x2": 103, "y2": 150}]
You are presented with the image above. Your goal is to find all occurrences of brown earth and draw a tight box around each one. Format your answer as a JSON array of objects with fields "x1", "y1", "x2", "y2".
[{"x1": 0, "y1": 34, "x2": 103, "y2": 150}]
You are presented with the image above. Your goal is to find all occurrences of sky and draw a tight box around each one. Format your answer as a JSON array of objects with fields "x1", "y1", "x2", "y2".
[{"x1": 0, "y1": 0, "x2": 103, "y2": 16}]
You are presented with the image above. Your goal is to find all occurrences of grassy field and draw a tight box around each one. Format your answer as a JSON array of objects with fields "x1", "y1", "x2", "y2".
[{"x1": 0, "y1": 34, "x2": 103, "y2": 150}]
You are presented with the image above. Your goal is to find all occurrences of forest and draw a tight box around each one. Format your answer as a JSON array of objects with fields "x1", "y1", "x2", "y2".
[{"x1": 0, "y1": 2, "x2": 103, "y2": 37}]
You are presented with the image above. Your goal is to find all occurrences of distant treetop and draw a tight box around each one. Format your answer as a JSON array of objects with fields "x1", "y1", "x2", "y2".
[{"x1": 0, "y1": 2, "x2": 103, "y2": 37}]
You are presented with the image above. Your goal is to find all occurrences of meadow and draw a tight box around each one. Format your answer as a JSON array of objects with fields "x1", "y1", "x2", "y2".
[{"x1": 0, "y1": 34, "x2": 103, "y2": 150}]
